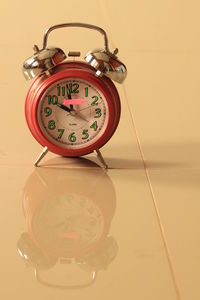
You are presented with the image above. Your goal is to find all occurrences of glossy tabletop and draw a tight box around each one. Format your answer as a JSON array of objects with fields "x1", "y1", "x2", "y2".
[{"x1": 0, "y1": 1, "x2": 200, "y2": 299}]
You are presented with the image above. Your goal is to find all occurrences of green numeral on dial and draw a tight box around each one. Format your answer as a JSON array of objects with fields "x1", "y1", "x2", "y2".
[
  {"x1": 62, "y1": 86, "x2": 65, "y2": 96},
  {"x1": 85, "y1": 87, "x2": 88, "y2": 97},
  {"x1": 57, "y1": 86, "x2": 61, "y2": 96},
  {"x1": 48, "y1": 95, "x2": 58, "y2": 105},
  {"x1": 66, "y1": 83, "x2": 79, "y2": 95},
  {"x1": 91, "y1": 96, "x2": 98, "y2": 106},
  {"x1": 95, "y1": 108, "x2": 102, "y2": 118},
  {"x1": 44, "y1": 107, "x2": 52, "y2": 117},
  {"x1": 58, "y1": 129, "x2": 65, "y2": 139},
  {"x1": 90, "y1": 121, "x2": 98, "y2": 131},
  {"x1": 48, "y1": 120, "x2": 56, "y2": 130},
  {"x1": 68, "y1": 132, "x2": 76, "y2": 142},
  {"x1": 66, "y1": 84, "x2": 72, "y2": 95},
  {"x1": 72, "y1": 83, "x2": 79, "y2": 93},
  {"x1": 82, "y1": 129, "x2": 89, "y2": 140}
]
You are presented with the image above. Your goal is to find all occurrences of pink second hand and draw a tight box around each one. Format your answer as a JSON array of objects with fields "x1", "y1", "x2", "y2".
[{"x1": 63, "y1": 99, "x2": 86, "y2": 105}]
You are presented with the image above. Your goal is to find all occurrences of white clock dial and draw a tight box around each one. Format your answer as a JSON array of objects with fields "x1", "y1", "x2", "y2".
[{"x1": 37, "y1": 78, "x2": 109, "y2": 149}]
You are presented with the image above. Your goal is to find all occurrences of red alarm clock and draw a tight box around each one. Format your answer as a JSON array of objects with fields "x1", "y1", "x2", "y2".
[{"x1": 23, "y1": 23, "x2": 127, "y2": 167}]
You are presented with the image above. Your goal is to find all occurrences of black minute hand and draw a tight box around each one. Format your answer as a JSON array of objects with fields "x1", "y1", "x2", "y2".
[{"x1": 56, "y1": 102, "x2": 71, "y2": 113}]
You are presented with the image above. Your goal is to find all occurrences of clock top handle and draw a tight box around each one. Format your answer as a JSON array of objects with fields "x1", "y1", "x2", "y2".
[
  {"x1": 42, "y1": 22, "x2": 111, "y2": 54},
  {"x1": 23, "y1": 22, "x2": 127, "y2": 83}
]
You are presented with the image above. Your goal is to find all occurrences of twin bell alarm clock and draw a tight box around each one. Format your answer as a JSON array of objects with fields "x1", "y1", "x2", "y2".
[{"x1": 23, "y1": 23, "x2": 127, "y2": 167}]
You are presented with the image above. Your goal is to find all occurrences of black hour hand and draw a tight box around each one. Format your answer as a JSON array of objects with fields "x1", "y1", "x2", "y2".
[
  {"x1": 56, "y1": 102, "x2": 71, "y2": 113},
  {"x1": 67, "y1": 92, "x2": 73, "y2": 111}
]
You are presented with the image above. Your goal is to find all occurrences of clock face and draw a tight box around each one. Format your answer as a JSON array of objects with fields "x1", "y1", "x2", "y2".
[
  {"x1": 32, "y1": 194, "x2": 105, "y2": 255},
  {"x1": 37, "y1": 78, "x2": 109, "y2": 149}
]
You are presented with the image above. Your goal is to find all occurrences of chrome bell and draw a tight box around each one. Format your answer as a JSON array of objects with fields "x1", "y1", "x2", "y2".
[
  {"x1": 84, "y1": 48, "x2": 127, "y2": 84},
  {"x1": 23, "y1": 47, "x2": 66, "y2": 80}
]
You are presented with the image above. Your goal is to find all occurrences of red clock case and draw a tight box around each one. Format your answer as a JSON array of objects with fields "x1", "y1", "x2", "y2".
[{"x1": 25, "y1": 61, "x2": 121, "y2": 157}]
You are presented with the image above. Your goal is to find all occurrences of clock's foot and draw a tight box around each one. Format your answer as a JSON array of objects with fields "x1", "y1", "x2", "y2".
[
  {"x1": 94, "y1": 149, "x2": 108, "y2": 170},
  {"x1": 34, "y1": 147, "x2": 107, "y2": 169},
  {"x1": 34, "y1": 146, "x2": 49, "y2": 167}
]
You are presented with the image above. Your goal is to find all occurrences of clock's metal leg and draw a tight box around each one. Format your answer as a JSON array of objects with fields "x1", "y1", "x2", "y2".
[
  {"x1": 34, "y1": 146, "x2": 49, "y2": 167},
  {"x1": 94, "y1": 149, "x2": 108, "y2": 170}
]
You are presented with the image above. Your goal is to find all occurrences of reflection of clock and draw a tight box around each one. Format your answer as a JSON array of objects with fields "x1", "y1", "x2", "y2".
[
  {"x1": 18, "y1": 158, "x2": 118, "y2": 289},
  {"x1": 32, "y1": 193, "x2": 105, "y2": 257}
]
